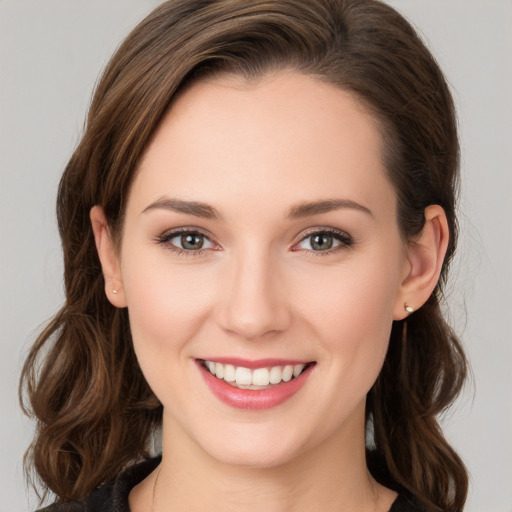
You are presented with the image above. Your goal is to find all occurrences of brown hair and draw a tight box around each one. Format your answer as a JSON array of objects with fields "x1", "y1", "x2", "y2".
[{"x1": 20, "y1": 1, "x2": 468, "y2": 510}]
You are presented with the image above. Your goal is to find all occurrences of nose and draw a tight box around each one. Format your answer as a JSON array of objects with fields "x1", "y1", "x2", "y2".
[{"x1": 216, "y1": 248, "x2": 292, "y2": 340}]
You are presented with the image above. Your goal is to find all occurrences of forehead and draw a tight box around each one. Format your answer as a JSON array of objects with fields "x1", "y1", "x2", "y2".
[{"x1": 130, "y1": 71, "x2": 394, "y2": 219}]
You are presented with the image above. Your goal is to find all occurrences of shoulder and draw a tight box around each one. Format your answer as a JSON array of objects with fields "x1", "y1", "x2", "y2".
[
  {"x1": 35, "y1": 456, "x2": 161, "y2": 512},
  {"x1": 389, "y1": 494, "x2": 425, "y2": 512},
  {"x1": 35, "y1": 484, "x2": 112, "y2": 512}
]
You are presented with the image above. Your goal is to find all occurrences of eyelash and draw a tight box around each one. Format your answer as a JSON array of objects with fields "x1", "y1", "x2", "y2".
[
  {"x1": 155, "y1": 227, "x2": 354, "y2": 257},
  {"x1": 155, "y1": 228, "x2": 217, "y2": 258},
  {"x1": 293, "y1": 227, "x2": 354, "y2": 256}
]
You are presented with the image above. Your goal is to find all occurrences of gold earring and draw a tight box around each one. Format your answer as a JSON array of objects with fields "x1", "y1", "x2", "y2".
[{"x1": 404, "y1": 303, "x2": 414, "y2": 314}]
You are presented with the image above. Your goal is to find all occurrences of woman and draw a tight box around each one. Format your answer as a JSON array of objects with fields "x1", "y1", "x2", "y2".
[{"x1": 20, "y1": 0, "x2": 468, "y2": 511}]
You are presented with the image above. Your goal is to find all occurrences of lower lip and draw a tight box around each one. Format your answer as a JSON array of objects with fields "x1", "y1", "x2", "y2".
[{"x1": 198, "y1": 362, "x2": 314, "y2": 410}]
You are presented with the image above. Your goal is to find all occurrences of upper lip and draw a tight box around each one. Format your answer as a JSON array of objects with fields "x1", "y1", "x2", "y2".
[{"x1": 197, "y1": 357, "x2": 314, "y2": 369}]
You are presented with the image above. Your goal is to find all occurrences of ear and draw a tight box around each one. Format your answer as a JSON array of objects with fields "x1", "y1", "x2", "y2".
[
  {"x1": 393, "y1": 205, "x2": 449, "y2": 320},
  {"x1": 90, "y1": 205, "x2": 127, "y2": 308}
]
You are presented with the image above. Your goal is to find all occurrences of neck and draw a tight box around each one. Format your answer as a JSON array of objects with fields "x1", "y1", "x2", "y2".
[{"x1": 144, "y1": 411, "x2": 395, "y2": 512}]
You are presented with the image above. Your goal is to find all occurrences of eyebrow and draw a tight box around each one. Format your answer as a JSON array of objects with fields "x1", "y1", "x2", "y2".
[
  {"x1": 287, "y1": 199, "x2": 372, "y2": 219},
  {"x1": 142, "y1": 197, "x2": 220, "y2": 219},
  {"x1": 141, "y1": 197, "x2": 372, "y2": 220}
]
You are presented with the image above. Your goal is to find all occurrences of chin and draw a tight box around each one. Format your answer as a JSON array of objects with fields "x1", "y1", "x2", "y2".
[
  {"x1": 195, "y1": 421, "x2": 313, "y2": 470},
  {"x1": 208, "y1": 443, "x2": 301, "y2": 470}
]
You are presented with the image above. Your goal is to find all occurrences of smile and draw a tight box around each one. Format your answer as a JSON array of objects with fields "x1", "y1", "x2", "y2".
[
  {"x1": 197, "y1": 358, "x2": 315, "y2": 410},
  {"x1": 202, "y1": 360, "x2": 307, "y2": 389}
]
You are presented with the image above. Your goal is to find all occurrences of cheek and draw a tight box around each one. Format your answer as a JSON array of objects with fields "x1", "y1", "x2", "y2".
[
  {"x1": 302, "y1": 256, "x2": 399, "y2": 333},
  {"x1": 120, "y1": 254, "x2": 221, "y2": 411},
  {"x1": 297, "y1": 253, "x2": 400, "y2": 381},
  {"x1": 120, "y1": 250, "x2": 217, "y2": 361}
]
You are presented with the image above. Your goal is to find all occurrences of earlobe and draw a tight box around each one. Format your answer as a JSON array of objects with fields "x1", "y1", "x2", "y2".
[
  {"x1": 90, "y1": 206, "x2": 127, "y2": 308},
  {"x1": 393, "y1": 205, "x2": 449, "y2": 320}
]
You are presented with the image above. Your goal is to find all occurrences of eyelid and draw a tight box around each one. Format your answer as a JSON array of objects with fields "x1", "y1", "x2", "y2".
[
  {"x1": 155, "y1": 226, "x2": 221, "y2": 252},
  {"x1": 291, "y1": 226, "x2": 354, "y2": 253},
  {"x1": 154, "y1": 225, "x2": 353, "y2": 256}
]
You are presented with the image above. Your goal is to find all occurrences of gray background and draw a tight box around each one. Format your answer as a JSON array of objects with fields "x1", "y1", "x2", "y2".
[{"x1": 1, "y1": 1, "x2": 511, "y2": 511}]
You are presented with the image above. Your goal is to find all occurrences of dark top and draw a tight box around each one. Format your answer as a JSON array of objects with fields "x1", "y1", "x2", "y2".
[{"x1": 38, "y1": 456, "x2": 422, "y2": 511}]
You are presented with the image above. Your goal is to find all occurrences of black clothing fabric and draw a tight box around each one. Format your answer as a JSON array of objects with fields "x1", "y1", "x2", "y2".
[{"x1": 37, "y1": 456, "x2": 422, "y2": 511}]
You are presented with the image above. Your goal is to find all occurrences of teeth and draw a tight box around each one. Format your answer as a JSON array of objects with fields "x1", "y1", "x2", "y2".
[
  {"x1": 224, "y1": 364, "x2": 236, "y2": 382},
  {"x1": 252, "y1": 368, "x2": 270, "y2": 386},
  {"x1": 293, "y1": 364, "x2": 304, "y2": 378},
  {"x1": 214, "y1": 362, "x2": 224, "y2": 379},
  {"x1": 235, "y1": 367, "x2": 252, "y2": 386},
  {"x1": 282, "y1": 365, "x2": 293, "y2": 382},
  {"x1": 269, "y1": 366, "x2": 282, "y2": 384},
  {"x1": 203, "y1": 361, "x2": 307, "y2": 388}
]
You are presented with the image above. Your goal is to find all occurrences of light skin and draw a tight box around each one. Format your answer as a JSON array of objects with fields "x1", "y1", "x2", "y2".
[{"x1": 91, "y1": 71, "x2": 449, "y2": 512}]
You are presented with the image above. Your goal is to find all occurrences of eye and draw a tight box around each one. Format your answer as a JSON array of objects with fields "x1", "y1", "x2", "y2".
[
  {"x1": 294, "y1": 229, "x2": 353, "y2": 254},
  {"x1": 156, "y1": 229, "x2": 217, "y2": 254},
  {"x1": 173, "y1": 232, "x2": 211, "y2": 251}
]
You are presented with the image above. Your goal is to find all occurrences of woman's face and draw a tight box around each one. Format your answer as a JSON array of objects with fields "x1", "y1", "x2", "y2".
[{"x1": 113, "y1": 71, "x2": 411, "y2": 467}]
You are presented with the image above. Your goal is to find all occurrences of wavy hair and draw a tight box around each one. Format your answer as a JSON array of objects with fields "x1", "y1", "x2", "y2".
[{"x1": 20, "y1": 1, "x2": 468, "y2": 510}]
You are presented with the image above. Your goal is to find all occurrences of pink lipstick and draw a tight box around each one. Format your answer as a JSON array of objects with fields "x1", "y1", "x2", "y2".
[{"x1": 197, "y1": 358, "x2": 315, "y2": 410}]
